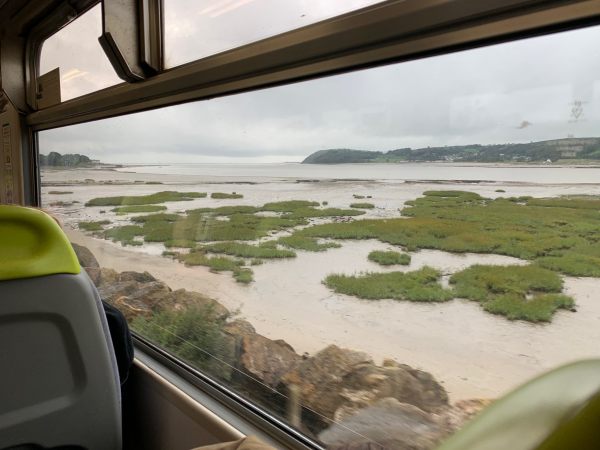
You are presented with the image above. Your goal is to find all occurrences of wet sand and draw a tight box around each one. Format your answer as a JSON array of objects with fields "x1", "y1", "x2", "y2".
[{"x1": 50, "y1": 167, "x2": 600, "y2": 401}]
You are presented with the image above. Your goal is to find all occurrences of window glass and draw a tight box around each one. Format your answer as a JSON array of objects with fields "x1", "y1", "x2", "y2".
[
  {"x1": 40, "y1": 25, "x2": 600, "y2": 449},
  {"x1": 39, "y1": 4, "x2": 122, "y2": 102},
  {"x1": 164, "y1": 0, "x2": 384, "y2": 67}
]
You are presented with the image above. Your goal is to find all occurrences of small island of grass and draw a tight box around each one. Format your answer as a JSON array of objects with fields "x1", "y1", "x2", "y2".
[
  {"x1": 78, "y1": 220, "x2": 110, "y2": 231},
  {"x1": 86, "y1": 191, "x2": 206, "y2": 206},
  {"x1": 112, "y1": 205, "x2": 167, "y2": 214},
  {"x1": 368, "y1": 250, "x2": 410, "y2": 266},
  {"x1": 324, "y1": 264, "x2": 575, "y2": 322},
  {"x1": 324, "y1": 267, "x2": 453, "y2": 302},
  {"x1": 350, "y1": 202, "x2": 375, "y2": 209},
  {"x1": 211, "y1": 192, "x2": 243, "y2": 199}
]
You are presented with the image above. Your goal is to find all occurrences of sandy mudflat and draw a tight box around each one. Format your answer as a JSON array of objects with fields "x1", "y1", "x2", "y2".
[{"x1": 48, "y1": 167, "x2": 600, "y2": 401}]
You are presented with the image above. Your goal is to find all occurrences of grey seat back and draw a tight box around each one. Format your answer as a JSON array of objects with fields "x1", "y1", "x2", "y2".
[{"x1": 0, "y1": 205, "x2": 122, "y2": 449}]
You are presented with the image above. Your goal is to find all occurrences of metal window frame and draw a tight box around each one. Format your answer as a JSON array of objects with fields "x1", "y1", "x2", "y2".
[
  {"x1": 27, "y1": 0, "x2": 600, "y2": 131},
  {"x1": 25, "y1": 0, "x2": 600, "y2": 445}
]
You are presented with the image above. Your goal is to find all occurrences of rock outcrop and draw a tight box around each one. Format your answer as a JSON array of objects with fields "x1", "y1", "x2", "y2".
[{"x1": 278, "y1": 345, "x2": 448, "y2": 433}]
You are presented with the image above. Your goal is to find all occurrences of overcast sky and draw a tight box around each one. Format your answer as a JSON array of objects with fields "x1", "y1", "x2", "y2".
[{"x1": 38, "y1": 2, "x2": 600, "y2": 164}]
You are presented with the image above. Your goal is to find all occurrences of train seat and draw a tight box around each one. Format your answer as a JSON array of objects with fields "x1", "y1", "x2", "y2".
[{"x1": 0, "y1": 206, "x2": 122, "y2": 449}]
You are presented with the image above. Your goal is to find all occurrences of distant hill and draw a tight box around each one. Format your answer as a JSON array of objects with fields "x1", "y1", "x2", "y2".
[
  {"x1": 302, "y1": 138, "x2": 600, "y2": 164},
  {"x1": 40, "y1": 152, "x2": 94, "y2": 167}
]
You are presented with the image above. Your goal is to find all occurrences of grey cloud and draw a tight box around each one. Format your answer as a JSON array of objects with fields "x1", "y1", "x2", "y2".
[{"x1": 39, "y1": 12, "x2": 600, "y2": 164}]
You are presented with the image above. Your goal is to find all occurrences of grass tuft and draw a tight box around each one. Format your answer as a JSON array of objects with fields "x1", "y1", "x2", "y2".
[
  {"x1": 324, "y1": 267, "x2": 453, "y2": 302},
  {"x1": 211, "y1": 192, "x2": 243, "y2": 199},
  {"x1": 350, "y1": 202, "x2": 375, "y2": 209},
  {"x1": 368, "y1": 250, "x2": 410, "y2": 266},
  {"x1": 78, "y1": 220, "x2": 110, "y2": 231},
  {"x1": 278, "y1": 235, "x2": 341, "y2": 252}
]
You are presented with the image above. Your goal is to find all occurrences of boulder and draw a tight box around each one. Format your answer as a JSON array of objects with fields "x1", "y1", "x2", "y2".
[
  {"x1": 279, "y1": 346, "x2": 448, "y2": 432},
  {"x1": 319, "y1": 398, "x2": 448, "y2": 450},
  {"x1": 223, "y1": 319, "x2": 256, "y2": 338},
  {"x1": 279, "y1": 345, "x2": 373, "y2": 421},
  {"x1": 237, "y1": 333, "x2": 301, "y2": 388}
]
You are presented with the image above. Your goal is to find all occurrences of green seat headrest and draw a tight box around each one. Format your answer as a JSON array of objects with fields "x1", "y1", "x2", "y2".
[{"x1": 0, "y1": 205, "x2": 80, "y2": 281}]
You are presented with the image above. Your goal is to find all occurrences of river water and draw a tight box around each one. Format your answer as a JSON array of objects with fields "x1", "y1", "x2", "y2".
[{"x1": 116, "y1": 162, "x2": 600, "y2": 184}]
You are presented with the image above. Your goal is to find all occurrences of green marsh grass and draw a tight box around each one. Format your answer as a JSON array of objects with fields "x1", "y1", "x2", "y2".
[
  {"x1": 292, "y1": 191, "x2": 600, "y2": 276},
  {"x1": 449, "y1": 265, "x2": 574, "y2": 322},
  {"x1": 211, "y1": 192, "x2": 243, "y2": 199},
  {"x1": 178, "y1": 250, "x2": 252, "y2": 284},
  {"x1": 368, "y1": 250, "x2": 411, "y2": 266},
  {"x1": 103, "y1": 225, "x2": 144, "y2": 246},
  {"x1": 86, "y1": 191, "x2": 206, "y2": 206},
  {"x1": 278, "y1": 235, "x2": 341, "y2": 252},
  {"x1": 482, "y1": 293, "x2": 575, "y2": 322},
  {"x1": 202, "y1": 242, "x2": 296, "y2": 259},
  {"x1": 78, "y1": 220, "x2": 110, "y2": 231},
  {"x1": 350, "y1": 202, "x2": 375, "y2": 209},
  {"x1": 324, "y1": 267, "x2": 453, "y2": 302},
  {"x1": 112, "y1": 205, "x2": 167, "y2": 214}
]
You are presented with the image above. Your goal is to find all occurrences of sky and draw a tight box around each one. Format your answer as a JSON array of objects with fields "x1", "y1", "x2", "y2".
[{"x1": 38, "y1": 1, "x2": 600, "y2": 164}]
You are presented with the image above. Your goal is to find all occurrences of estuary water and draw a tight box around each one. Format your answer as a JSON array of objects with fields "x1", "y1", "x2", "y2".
[{"x1": 116, "y1": 162, "x2": 600, "y2": 184}]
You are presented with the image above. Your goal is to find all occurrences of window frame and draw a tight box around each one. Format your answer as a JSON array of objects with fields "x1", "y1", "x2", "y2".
[
  {"x1": 27, "y1": 0, "x2": 600, "y2": 131},
  {"x1": 28, "y1": 0, "x2": 600, "y2": 446}
]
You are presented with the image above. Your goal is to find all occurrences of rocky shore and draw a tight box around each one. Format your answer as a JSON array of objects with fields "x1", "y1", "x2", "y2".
[{"x1": 73, "y1": 243, "x2": 490, "y2": 449}]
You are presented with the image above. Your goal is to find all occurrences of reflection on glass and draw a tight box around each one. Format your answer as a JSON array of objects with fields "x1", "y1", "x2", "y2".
[
  {"x1": 39, "y1": 25, "x2": 600, "y2": 449},
  {"x1": 164, "y1": 0, "x2": 384, "y2": 67},
  {"x1": 39, "y1": 4, "x2": 122, "y2": 102}
]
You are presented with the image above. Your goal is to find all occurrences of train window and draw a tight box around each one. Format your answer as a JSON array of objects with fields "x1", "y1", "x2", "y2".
[
  {"x1": 164, "y1": 0, "x2": 384, "y2": 67},
  {"x1": 39, "y1": 4, "x2": 122, "y2": 102},
  {"x1": 39, "y1": 24, "x2": 600, "y2": 449}
]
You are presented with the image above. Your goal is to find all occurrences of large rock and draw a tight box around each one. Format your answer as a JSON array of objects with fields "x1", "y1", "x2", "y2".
[
  {"x1": 319, "y1": 398, "x2": 448, "y2": 450},
  {"x1": 237, "y1": 333, "x2": 301, "y2": 388},
  {"x1": 279, "y1": 345, "x2": 373, "y2": 421},
  {"x1": 279, "y1": 346, "x2": 448, "y2": 432}
]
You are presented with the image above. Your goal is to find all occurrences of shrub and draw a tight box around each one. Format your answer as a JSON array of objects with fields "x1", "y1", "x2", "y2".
[{"x1": 131, "y1": 305, "x2": 234, "y2": 379}]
